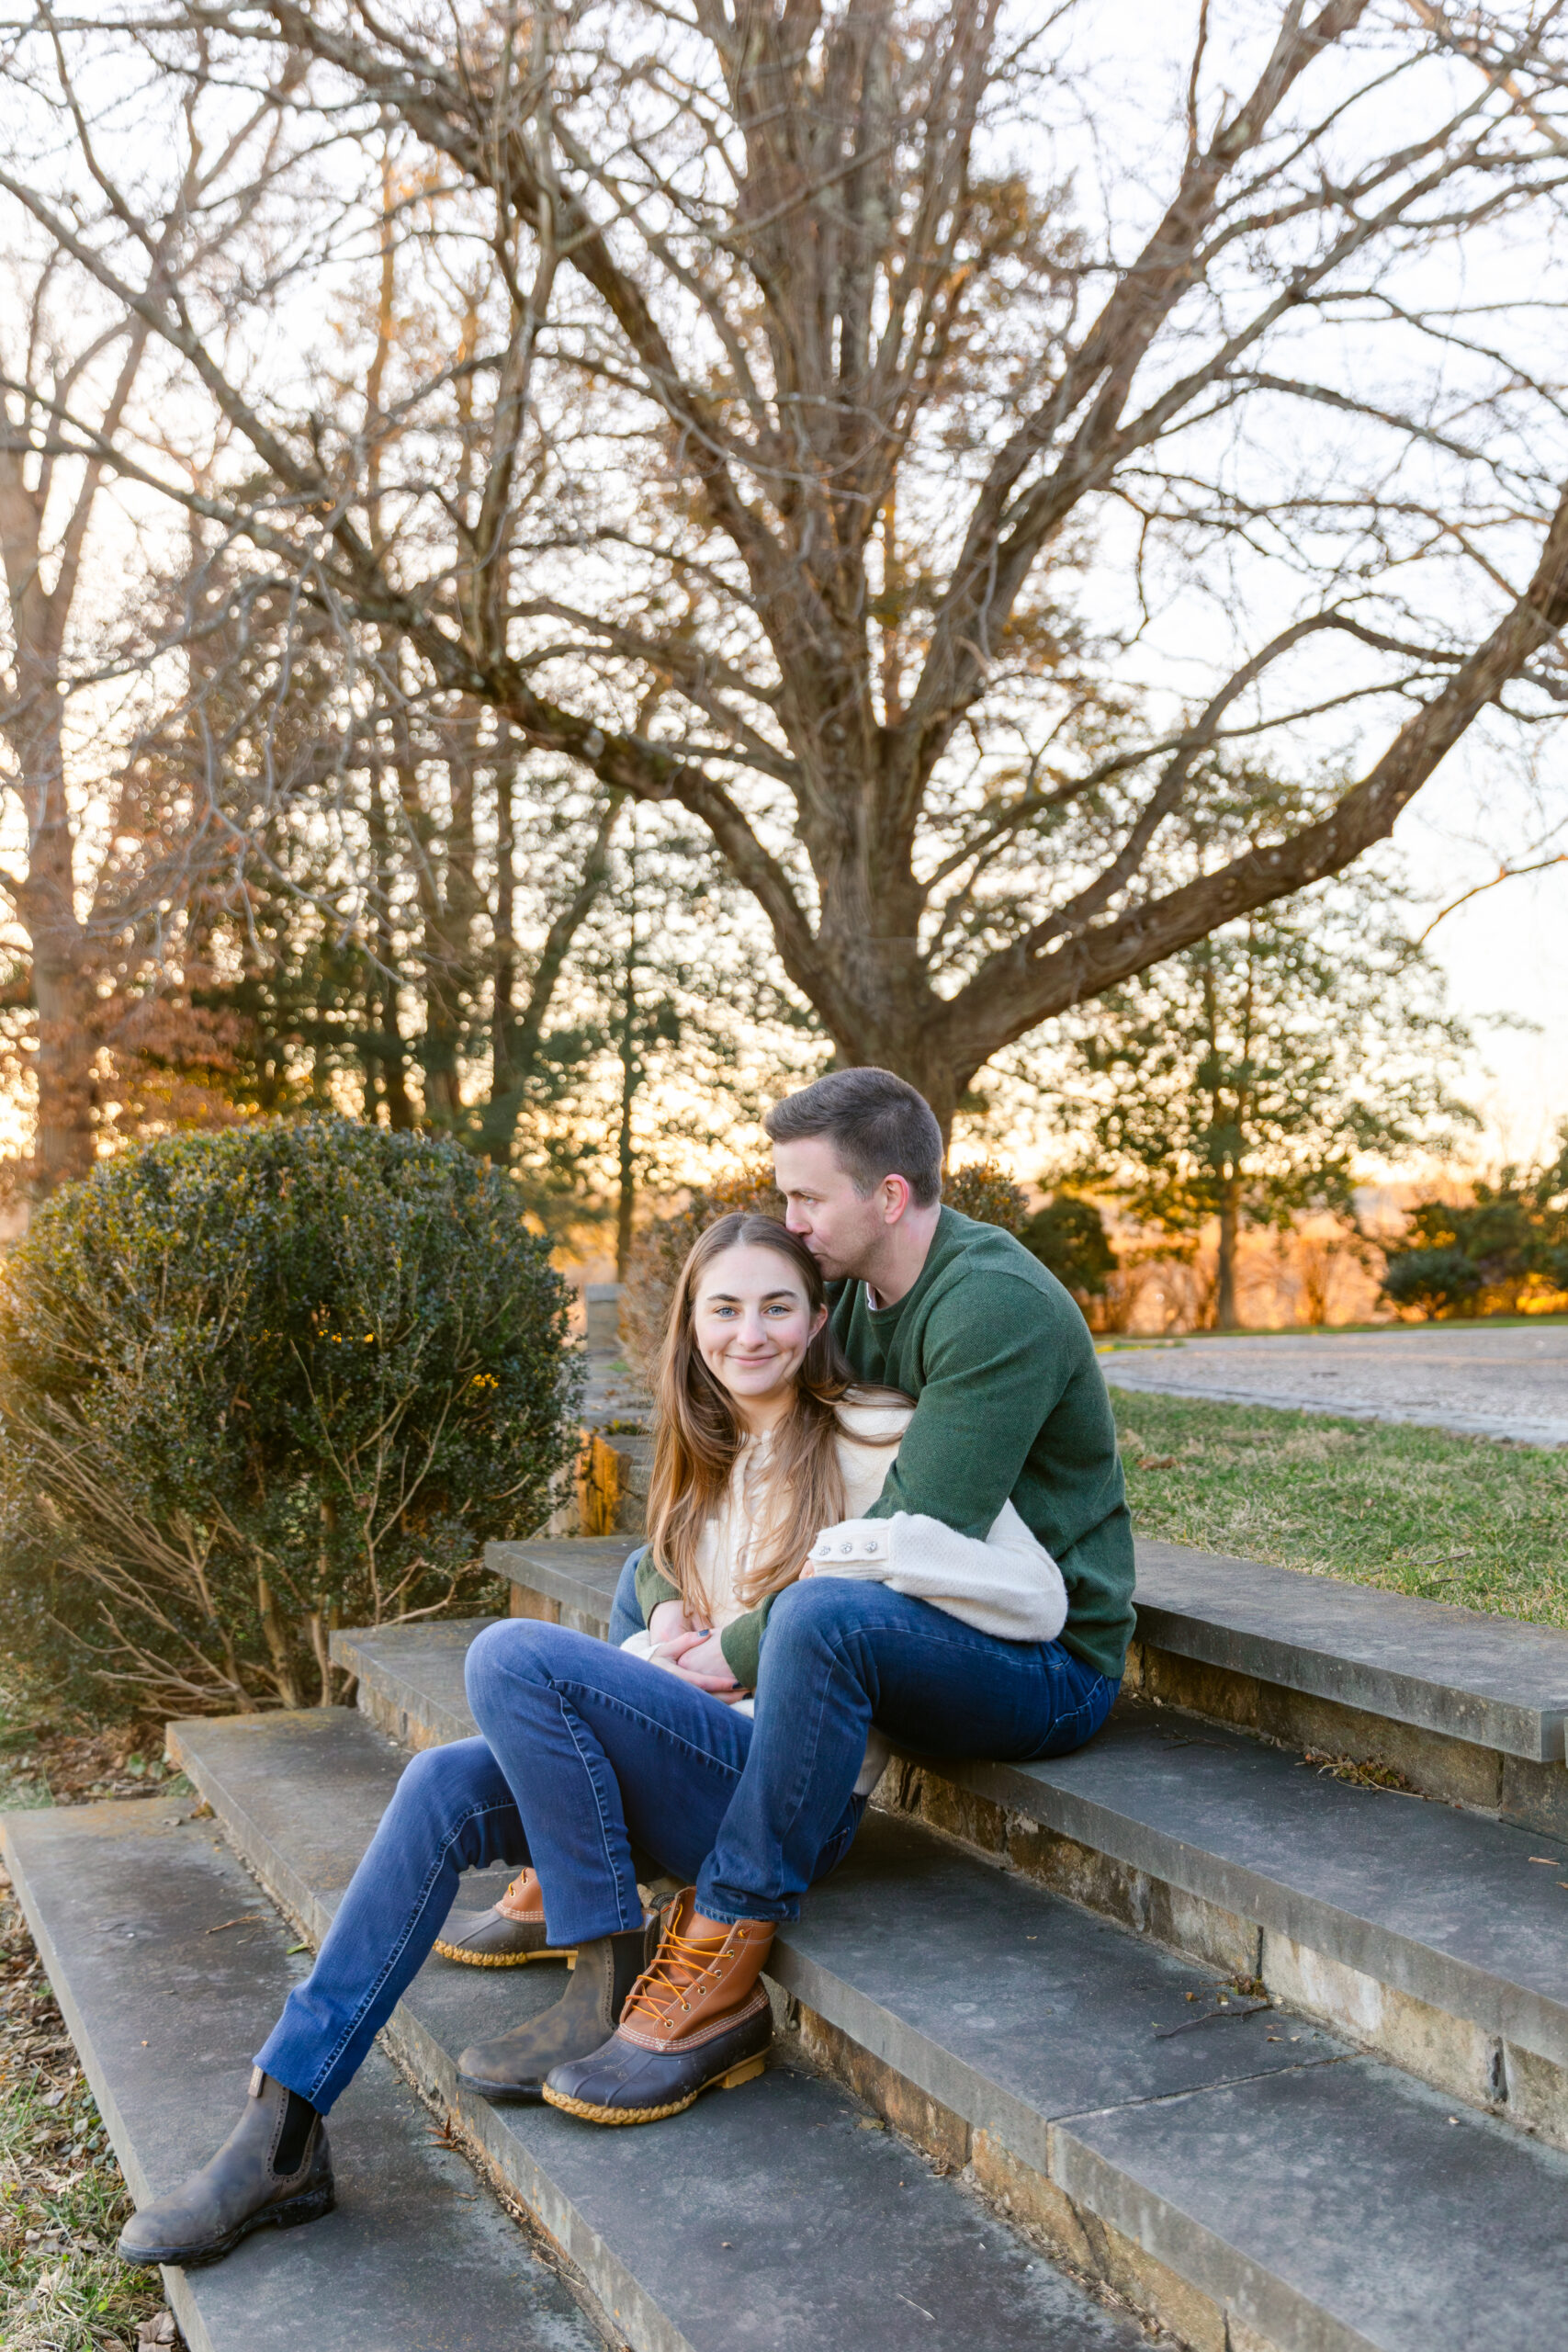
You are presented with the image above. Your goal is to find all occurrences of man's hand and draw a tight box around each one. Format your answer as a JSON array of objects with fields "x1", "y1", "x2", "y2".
[{"x1": 658, "y1": 1628, "x2": 748, "y2": 1701}]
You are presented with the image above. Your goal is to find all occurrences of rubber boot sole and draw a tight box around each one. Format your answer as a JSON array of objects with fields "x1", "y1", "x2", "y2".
[
  {"x1": 542, "y1": 2052, "x2": 769, "y2": 2127},
  {"x1": 118, "y1": 2180, "x2": 335, "y2": 2270},
  {"x1": 432, "y1": 1937, "x2": 578, "y2": 1968}
]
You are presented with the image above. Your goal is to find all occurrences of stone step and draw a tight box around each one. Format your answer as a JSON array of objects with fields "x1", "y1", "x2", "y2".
[
  {"x1": 485, "y1": 1534, "x2": 1568, "y2": 1818},
  {"x1": 1132, "y1": 1540, "x2": 1568, "y2": 1762},
  {"x1": 1131, "y1": 1540, "x2": 1568, "y2": 1810},
  {"x1": 331, "y1": 1617, "x2": 1568, "y2": 2145},
  {"x1": 0, "y1": 1793, "x2": 604, "y2": 2352},
  {"x1": 165, "y1": 1704, "x2": 1568, "y2": 2352},
  {"x1": 160, "y1": 1712, "x2": 1141, "y2": 2352},
  {"x1": 486, "y1": 1539, "x2": 625, "y2": 1633}
]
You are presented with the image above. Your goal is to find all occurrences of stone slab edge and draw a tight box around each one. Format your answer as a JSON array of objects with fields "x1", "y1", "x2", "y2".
[
  {"x1": 0, "y1": 1804, "x2": 228, "y2": 2352},
  {"x1": 1049, "y1": 2120, "x2": 1384, "y2": 2352},
  {"x1": 330, "y1": 1635, "x2": 476, "y2": 1752},
  {"x1": 484, "y1": 1541, "x2": 627, "y2": 1618},
  {"x1": 1134, "y1": 1601, "x2": 1565, "y2": 1764},
  {"x1": 936, "y1": 1751, "x2": 1568, "y2": 2069},
  {"x1": 1134, "y1": 1542, "x2": 1568, "y2": 1763},
  {"x1": 162, "y1": 1724, "x2": 694, "y2": 2352}
]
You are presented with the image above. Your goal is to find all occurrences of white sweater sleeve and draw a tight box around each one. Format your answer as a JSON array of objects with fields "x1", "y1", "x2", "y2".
[{"x1": 804, "y1": 1498, "x2": 1068, "y2": 1643}]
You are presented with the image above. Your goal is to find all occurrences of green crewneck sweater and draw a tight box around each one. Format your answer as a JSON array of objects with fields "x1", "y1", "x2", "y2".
[
  {"x1": 637, "y1": 1208, "x2": 1134, "y2": 1686},
  {"x1": 822, "y1": 1208, "x2": 1134, "y2": 1677}
]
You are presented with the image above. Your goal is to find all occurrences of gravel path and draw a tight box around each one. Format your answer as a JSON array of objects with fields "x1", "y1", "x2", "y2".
[{"x1": 1100, "y1": 1324, "x2": 1568, "y2": 1447}]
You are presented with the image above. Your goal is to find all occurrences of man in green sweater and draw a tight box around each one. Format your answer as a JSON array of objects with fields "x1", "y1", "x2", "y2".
[
  {"x1": 773, "y1": 1068, "x2": 1134, "y2": 1689},
  {"x1": 610, "y1": 1065, "x2": 1132, "y2": 1916}
]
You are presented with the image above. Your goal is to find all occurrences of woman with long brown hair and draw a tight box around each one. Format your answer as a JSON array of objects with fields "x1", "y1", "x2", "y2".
[{"x1": 116, "y1": 1213, "x2": 1067, "y2": 2270}]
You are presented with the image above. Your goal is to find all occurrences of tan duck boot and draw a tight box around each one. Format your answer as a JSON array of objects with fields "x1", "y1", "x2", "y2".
[
  {"x1": 542, "y1": 1889, "x2": 773, "y2": 2125},
  {"x1": 434, "y1": 1868, "x2": 577, "y2": 1968}
]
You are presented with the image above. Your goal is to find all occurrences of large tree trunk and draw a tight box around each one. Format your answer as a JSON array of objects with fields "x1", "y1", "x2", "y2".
[{"x1": 1, "y1": 305, "x2": 152, "y2": 1189}]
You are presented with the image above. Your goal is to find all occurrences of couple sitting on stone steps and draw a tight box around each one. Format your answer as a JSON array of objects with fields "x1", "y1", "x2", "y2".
[{"x1": 118, "y1": 1068, "x2": 1135, "y2": 2272}]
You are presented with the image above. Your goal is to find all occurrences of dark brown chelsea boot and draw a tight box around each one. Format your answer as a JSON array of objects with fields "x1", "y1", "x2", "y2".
[
  {"x1": 116, "y1": 2068, "x2": 332, "y2": 2269},
  {"x1": 456, "y1": 1916, "x2": 657, "y2": 2102}
]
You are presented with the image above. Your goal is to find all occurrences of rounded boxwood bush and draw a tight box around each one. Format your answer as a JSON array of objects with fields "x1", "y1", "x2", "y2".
[{"x1": 0, "y1": 1118, "x2": 581, "y2": 1717}]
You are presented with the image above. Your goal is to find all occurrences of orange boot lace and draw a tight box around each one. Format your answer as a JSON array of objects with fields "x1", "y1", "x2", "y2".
[{"x1": 620, "y1": 1917, "x2": 732, "y2": 2031}]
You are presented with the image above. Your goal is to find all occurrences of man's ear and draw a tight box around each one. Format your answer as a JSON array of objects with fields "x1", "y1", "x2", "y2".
[{"x1": 880, "y1": 1173, "x2": 911, "y2": 1225}]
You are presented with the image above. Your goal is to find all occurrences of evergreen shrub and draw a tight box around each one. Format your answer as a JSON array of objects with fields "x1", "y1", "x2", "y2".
[
  {"x1": 1018, "y1": 1193, "x2": 1119, "y2": 1300},
  {"x1": 1380, "y1": 1133, "x2": 1568, "y2": 1317},
  {"x1": 0, "y1": 1118, "x2": 580, "y2": 1717},
  {"x1": 942, "y1": 1158, "x2": 1028, "y2": 1231}
]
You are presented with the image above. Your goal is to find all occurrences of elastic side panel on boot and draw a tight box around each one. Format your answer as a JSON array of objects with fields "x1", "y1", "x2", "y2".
[{"x1": 274, "y1": 2088, "x2": 318, "y2": 2176}]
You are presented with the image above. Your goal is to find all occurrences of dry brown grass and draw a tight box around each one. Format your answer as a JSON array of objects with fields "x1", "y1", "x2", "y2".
[
  {"x1": 0, "y1": 1874, "x2": 175, "y2": 2351},
  {"x1": 1, "y1": 1713, "x2": 182, "y2": 2350}
]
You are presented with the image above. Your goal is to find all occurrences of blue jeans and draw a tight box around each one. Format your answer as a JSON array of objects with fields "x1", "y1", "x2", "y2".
[{"x1": 255, "y1": 1566, "x2": 1117, "y2": 2111}]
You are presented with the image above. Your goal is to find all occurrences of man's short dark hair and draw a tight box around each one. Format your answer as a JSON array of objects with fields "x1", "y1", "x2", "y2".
[{"x1": 764, "y1": 1068, "x2": 943, "y2": 1206}]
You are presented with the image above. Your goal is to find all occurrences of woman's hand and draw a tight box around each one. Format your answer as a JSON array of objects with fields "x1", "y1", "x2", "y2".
[
  {"x1": 647, "y1": 1599, "x2": 693, "y2": 1645},
  {"x1": 659, "y1": 1628, "x2": 748, "y2": 1701}
]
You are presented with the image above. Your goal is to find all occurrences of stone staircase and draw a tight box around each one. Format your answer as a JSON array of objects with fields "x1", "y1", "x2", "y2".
[{"x1": 7, "y1": 1527, "x2": 1568, "y2": 2352}]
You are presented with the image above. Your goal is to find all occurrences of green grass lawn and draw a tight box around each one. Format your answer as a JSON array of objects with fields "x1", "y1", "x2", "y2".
[{"x1": 1114, "y1": 1391, "x2": 1568, "y2": 1629}]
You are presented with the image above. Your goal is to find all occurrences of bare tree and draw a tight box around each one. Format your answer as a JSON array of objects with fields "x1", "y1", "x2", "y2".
[
  {"x1": 0, "y1": 52, "x2": 299, "y2": 1180},
  {"x1": 6, "y1": 2, "x2": 1568, "y2": 1135},
  {"x1": 0, "y1": 252, "x2": 162, "y2": 1182}
]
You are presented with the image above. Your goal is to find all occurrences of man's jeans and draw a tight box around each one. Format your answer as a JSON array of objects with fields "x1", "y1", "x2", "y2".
[{"x1": 255, "y1": 1565, "x2": 1117, "y2": 2112}]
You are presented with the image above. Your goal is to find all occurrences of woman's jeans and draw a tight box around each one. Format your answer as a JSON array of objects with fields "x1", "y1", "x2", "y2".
[{"x1": 256, "y1": 1566, "x2": 1119, "y2": 2111}]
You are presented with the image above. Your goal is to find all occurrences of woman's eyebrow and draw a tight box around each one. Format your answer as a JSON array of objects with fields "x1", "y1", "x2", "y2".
[{"x1": 702, "y1": 1288, "x2": 800, "y2": 1305}]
